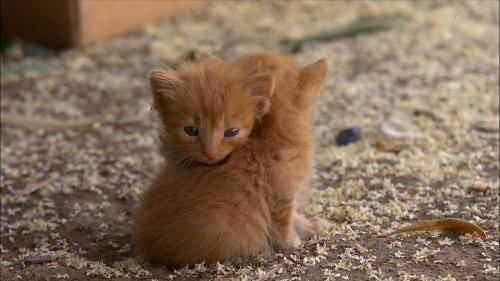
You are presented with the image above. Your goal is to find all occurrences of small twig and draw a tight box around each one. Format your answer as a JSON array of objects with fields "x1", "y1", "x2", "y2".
[
  {"x1": 16, "y1": 174, "x2": 58, "y2": 196},
  {"x1": 281, "y1": 14, "x2": 409, "y2": 46},
  {"x1": 472, "y1": 124, "x2": 499, "y2": 134},
  {"x1": 412, "y1": 109, "x2": 443, "y2": 122},
  {"x1": 0, "y1": 61, "x2": 61, "y2": 81},
  {"x1": 0, "y1": 91, "x2": 117, "y2": 130}
]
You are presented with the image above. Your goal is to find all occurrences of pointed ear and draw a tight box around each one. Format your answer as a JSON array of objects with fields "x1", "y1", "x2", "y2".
[
  {"x1": 148, "y1": 68, "x2": 182, "y2": 110},
  {"x1": 244, "y1": 73, "x2": 275, "y2": 116},
  {"x1": 297, "y1": 58, "x2": 328, "y2": 107},
  {"x1": 196, "y1": 52, "x2": 223, "y2": 64}
]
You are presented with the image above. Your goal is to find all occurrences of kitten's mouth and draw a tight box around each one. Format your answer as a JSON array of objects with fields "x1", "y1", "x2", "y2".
[{"x1": 197, "y1": 153, "x2": 231, "y2": 165}]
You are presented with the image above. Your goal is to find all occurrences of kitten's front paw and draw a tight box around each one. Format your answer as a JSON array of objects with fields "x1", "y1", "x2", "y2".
[
  {"x1": 289, "y1": 231, "x2": 302, "y2": 248},
  {"x1": 279, "y1": 230, "x2": 301, "y2": 250},
  {"x1": 311, "y1": 217, "x2": 333, "y2": 233},
  {"x1": 294, "y1": 214, "x2": 333, "y2": 240}
]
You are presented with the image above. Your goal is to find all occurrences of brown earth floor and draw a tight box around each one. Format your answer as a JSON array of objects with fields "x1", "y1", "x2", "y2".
[{"x1": 1, "y1": 1, "x2": 499, "y2": 280}]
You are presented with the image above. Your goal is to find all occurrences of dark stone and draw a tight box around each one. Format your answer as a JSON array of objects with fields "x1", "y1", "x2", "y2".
[
  {"x1": 335, "y1": 127, "x2": 362, "y2": 146},
  {"x1": 23, "y1": 255, "x2": 53, "y2": 264}
]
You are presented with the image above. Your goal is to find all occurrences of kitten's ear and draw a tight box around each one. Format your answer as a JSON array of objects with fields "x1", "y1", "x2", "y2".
[
  {"x1": 297, "y1": 58, "x2": 328, "y2": 107},
  {"x1": 148, "y1": 68, "x2": 181, "y2": 110},
  {"x1": 245, "y1": 73, "x2": 275, "y2": 116},
  {"x1": 196, "y1": 52, "x2": 223, "y2": 64}
]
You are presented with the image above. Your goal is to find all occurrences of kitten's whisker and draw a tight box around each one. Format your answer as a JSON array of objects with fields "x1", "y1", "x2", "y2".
[
  {"x1": 162, "y1": 148, "x2": 197, "y2": 166},
  {"x1": 162, "y1": 149, "x2": 191, "y2": 156},
  {"x1": 168, "y1": 152, "x2": 196, "y2": 168}
]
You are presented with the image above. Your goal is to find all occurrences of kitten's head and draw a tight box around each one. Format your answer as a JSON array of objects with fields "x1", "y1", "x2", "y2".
[{"x1": 149, "y1": 55, "x2": 273, "y2": 165}]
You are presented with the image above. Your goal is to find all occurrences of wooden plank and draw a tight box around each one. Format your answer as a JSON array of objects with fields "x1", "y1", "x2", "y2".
[
  {"x1": 1, "y1": 0, "x2": 79, "y2": 47},
  {"x1": 77, "y1": 0, "x2": 205, "y2": 45},
  {"x1": 0, "y1": 0, "x2": 205, "y2": 47}
]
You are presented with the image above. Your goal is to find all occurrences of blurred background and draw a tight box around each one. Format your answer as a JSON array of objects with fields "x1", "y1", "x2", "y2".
[{"x1": 1, "y1": 1, "x2": 499, "y2": 280}]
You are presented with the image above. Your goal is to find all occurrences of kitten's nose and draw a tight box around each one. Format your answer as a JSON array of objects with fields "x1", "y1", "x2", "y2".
[{"x1": 204, "y1": 149, "x2": 216, "y2": 160}]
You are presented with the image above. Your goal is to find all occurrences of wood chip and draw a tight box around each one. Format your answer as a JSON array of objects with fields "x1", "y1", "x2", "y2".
[
  {"x1": 468, "y1": 182, "x2": 490, "y2": 193},
  {"x1": 373, "y1": 139, "x2": 408, "y2": 153},
  {"x1": 377, "y1": 218, "x2": 486, "y2": 238}
]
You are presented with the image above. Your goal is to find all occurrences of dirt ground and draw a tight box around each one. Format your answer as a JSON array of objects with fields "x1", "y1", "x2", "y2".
[{"x1": 1, "y1": 1, "x2": 499, "y2": 280}]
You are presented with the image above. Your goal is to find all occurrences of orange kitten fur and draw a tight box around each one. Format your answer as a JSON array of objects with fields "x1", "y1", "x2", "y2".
[{"x1": 133, "y1": 52, "x2": 330, "y2": 266}]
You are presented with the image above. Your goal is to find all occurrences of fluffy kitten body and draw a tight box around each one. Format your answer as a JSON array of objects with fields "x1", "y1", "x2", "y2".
[{"x1": 133, "y1": 53, "x2": 329, "y2": 266}]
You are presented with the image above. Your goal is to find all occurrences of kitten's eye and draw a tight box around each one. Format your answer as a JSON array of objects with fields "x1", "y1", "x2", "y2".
[
  {"x1": 183, "y1": 126, "x2": 199, "y2": 136},
  {"x1": 224, "y1": 128, "x2": 240, "y2": 138}
]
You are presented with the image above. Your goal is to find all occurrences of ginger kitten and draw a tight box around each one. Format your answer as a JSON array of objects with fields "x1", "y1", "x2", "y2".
[{"x1": 133, "y1": 53, "x2": 330, "y2": 266}]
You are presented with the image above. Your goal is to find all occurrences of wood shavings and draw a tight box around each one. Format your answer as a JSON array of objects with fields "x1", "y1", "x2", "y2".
[{"x1": 0, "y1": 1, "x2": 498, "y2": 280}]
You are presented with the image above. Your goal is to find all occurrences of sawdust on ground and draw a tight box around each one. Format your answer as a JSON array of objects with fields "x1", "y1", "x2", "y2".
[{"x1": 1, "y1": 1, "x2": 499, "y2": 280}]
